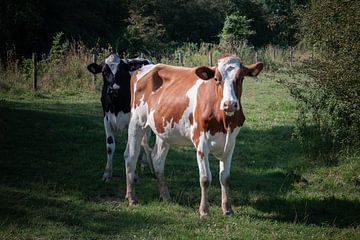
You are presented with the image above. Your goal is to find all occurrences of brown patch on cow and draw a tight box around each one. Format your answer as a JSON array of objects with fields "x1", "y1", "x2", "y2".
[
  {"x1": 153, "y1": 96, "x2": 189, "y2": 133},
  {"x1": 192, "y1": 127, "x2": 200, "y2": 148},
  {"x1": 200, "y1": 176, "x2": 211, "y2": 188},
  {"x1": 188, "y1": 113, "x2": 193, "y2": 125},
  {"x1": 132, "y1": 65, "x2": 197, "y2": 133},
  {"x1": 151, "y1": 71, "x2": 163, "y2": 92},
  {"x1": 197, "y1": 150, "x2": 205, "y2": 160}
]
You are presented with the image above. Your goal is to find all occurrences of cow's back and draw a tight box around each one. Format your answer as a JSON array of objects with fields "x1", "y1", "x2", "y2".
[{"x1": 131, "y1": 64, "x2": 200, "y2": 144}]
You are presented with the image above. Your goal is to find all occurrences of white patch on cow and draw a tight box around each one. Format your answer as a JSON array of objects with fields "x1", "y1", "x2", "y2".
[
  {"x1": 136, "y1": 64, "x2": 156, "y2": 80},
  {"x1": 186, "y1": 79, "x2": 204, "y2": 141},
  {"x1": 133, "y1": 99, "x2": 149, "y2": 127},
  {"x1": 105, "y1": 111, "x2": 130, "y2": 131},
  {"x1": 207, "y1": 127, "x2": 241, "y2": 159},
  {"x1": 105, "y1": 54, "x2": 121, "y2": 75},
  {"x1": 218, "y1": 57, "x2": 241, "y2": 111}
]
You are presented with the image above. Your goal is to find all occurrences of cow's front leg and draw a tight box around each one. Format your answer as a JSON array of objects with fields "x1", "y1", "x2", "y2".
[
  {"x1": 103, "y1": 116, "x2": 115, "y2": 182},
  {"x1": 219, "y1": 141, "x2": 236, "y2": 215},
  {"x1": 152, "y1": 136, "x2": 170, "y2": 201},
  {"x1": 124, "y1": 120, "x2": 145, "y2": 205},
  {"x1": 196, "y1": 142, "x2": 211, "y2": 217}
]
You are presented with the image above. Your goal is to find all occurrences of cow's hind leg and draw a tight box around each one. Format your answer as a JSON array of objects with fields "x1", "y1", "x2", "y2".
[
  {"x1": 124, "y1": 120, "x2": 145, "y2": 205},
  {"x1": 103, "y1": 116, "x2": 115, "y2": 182},
  {"x1": 152, "y1": 136, "x2": 171, "y2": 201}
]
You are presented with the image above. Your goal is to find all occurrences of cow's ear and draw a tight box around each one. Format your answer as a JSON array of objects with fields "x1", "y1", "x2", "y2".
[
  {"x1": 87, "y1": 63, "x2": 102, "y2": 74},
  {"x1": 244, "y1": 62, "x2": 264, "y2": 77},
  {"x1": 195, "y1": 66, "x2": 215, "y2": 80}
]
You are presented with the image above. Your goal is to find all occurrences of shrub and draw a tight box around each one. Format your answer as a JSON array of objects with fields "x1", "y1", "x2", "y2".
[{"x1": 291, "y1": 0, "x2": 360, "y2": 157}]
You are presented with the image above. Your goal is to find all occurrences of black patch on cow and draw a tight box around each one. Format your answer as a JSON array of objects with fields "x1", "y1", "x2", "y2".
[
  {"x1": 107, "y1": 147, "x2": 112, "y2": 154},
  {"x1": 107, "y1": 136, "x2": 114, "y2": 144}
]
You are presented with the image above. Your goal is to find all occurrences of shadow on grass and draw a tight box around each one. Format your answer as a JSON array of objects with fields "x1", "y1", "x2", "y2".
[
  {"x1": 0, "y1": 186, "x2": 172, "y2": 235},
  {"x1": 253, "y1": 196, "x2": 360, "y2": 228},
  {"x1": 0, "y1": 100, "x2": 359, "y2": 230}
]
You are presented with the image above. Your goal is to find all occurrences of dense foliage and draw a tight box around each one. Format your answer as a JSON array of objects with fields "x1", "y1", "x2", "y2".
[
  {"x1": 0, "y1": 0, "x2": 308, "y2": 60},
  {"x1": 291, "y1": 0, "x2": 360, "y2": 156}
]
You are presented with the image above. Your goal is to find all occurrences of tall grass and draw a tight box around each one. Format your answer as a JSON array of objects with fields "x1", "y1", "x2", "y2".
[
  {"x1": 160, "y1": 41, "x2": 307, "y2": 70},
  {"x1": 0, "y1": 33, "x2": 112, "y2": 95},
  {"x1": 0, "y1": 35, "x2": 310, "y2": 95}
]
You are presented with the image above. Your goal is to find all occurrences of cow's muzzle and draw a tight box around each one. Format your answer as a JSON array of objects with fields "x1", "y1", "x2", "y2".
[{"x1": 222, "y1": 100, "x2": 238, "y2": 114}]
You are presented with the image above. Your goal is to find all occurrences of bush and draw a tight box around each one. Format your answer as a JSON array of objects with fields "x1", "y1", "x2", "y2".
[{"x1": 290, "y1": 0, "x2": 360, "y2": 157}]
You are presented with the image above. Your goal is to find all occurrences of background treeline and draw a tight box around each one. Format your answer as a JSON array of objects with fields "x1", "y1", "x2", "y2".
[{"x1": 0, "y1": 0, "x2": 307, "y2": 59}]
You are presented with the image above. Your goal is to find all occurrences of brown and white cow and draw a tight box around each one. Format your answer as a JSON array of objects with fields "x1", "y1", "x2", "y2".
[{"x1": 124, "y1": 55, "x2": 263, "y2": 217}]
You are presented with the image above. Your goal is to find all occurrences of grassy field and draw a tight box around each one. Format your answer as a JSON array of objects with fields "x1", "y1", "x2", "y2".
[{"x1": 0, "y1": 72, "x2": 359, "y2": 239}]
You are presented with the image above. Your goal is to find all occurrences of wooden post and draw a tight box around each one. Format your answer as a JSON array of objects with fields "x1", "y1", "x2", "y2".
[
  {"x1": 289, "y1": 47, "x2": 293, "y2": 68},
  {"x1": 140, "y1": 52, "x2": 144, "y2": 58},
  {"x1": 92, "y1": 53, "x2": 97, "y2": 87},
  {"x1": 208, "y1": 50, "x2": 213, "y2": 67},
  {"x1": 178, "y1": 52, "x2": 182, "y2": 66},
  {"x1": 32, "y1": 53, "x2": 37, "y2": 91},
  {"x1": 254, "y1": 50, "x2": 258, "y2": 62},
  {"x1": 273, "y1": 47, "x2": 276, "y2": 62}
]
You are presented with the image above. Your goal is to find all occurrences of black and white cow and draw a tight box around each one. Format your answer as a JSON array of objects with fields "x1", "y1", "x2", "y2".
[{"x1": 87, "y1": 54, "x2": 153, "y2": 181}]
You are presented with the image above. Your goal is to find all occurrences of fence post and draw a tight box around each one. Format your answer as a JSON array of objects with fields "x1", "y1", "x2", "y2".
[
  {"x1": 254, "y1": 50, "x2": 258, "y2": 63},
  {"x1": 178, "y1": 52, "x2": 182, "y2": 66},
  {"x1": 273, "y1": 47, "x2": 276, "y2": 62},
  {"x1": 208, "y1": 50, "x2": 213, "y2": 67},
  {"x1": 32, "y1": 52, "x2": 37, "y2": 91},
  {"x1": 92, "y1": 53, "x2": 97, "y2": 88},
  {"x1": 289, "y1": 47, "x2": 293, "y2": 68}
]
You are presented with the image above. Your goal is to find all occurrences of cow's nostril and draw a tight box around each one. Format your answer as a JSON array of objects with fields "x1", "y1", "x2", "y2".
[{"x1": 223, "y1": 101, "x2": 238, "y2": 111}]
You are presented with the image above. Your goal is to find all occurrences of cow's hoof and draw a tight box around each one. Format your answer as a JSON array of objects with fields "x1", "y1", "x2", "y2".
[
  {"x1": 160, "y1": 191, "x2": 171, "y2": 202},
  {"x1": 102, "y1": 171, "x2": 112, "y2": 182},
  {"x1": 199, "y1": 211, "x2": 209, "y2": 219},
  {"x1": 199, "y1": 206, "x2": 209, "y2": 218},
  {"x1": 222, "y1": 208, "x2": 233, "y2": 215},
  {"x1": 125, "y1": 193, "x2": 138, "y2": 206},
  {"x1": 128, "y1": 198, "x2": 138, "y2": 206}
]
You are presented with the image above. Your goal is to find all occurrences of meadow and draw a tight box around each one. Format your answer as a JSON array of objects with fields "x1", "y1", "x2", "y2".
[{"x1": 0, "y1": 71, "x2": 359, "y2": 239}]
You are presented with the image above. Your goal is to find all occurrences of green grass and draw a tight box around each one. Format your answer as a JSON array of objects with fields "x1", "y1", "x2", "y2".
[{"x1": 0, "y1": 73, "x2": 359, "y2": 239}]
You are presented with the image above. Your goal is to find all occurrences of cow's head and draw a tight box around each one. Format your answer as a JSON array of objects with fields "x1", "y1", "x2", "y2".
[
  {"x1": 195, "y1": 55, "x2": 263, "y2": 116},
  {"x1": 87, "y1": 54, "x2": 151, "y2": 97}
]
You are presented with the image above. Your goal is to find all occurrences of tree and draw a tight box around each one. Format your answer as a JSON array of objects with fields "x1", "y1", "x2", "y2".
[
  {"x1": 124, "y1": 10, "x2": 166, "y2": 57},
  {"x1": 219, "y1": 15, "x2": 255, "y2": 51}
]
